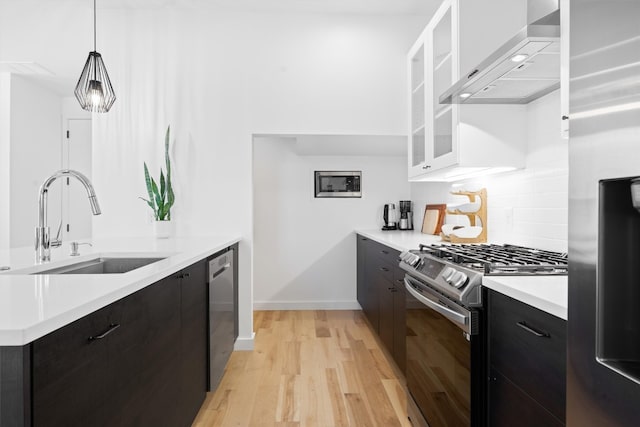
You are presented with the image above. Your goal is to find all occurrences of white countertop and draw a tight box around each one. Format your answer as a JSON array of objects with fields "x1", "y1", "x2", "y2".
[
  {"x1": 0, "y1": 236, "x2": 240, "y2": 346},
  {"x1": 355, "y1": 229, "x2": 568, "y2": 320}
]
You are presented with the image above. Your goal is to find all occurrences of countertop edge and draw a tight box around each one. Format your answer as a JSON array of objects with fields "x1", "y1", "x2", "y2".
[{"x1": 0, "y1": 236, "x2": 241, "y2": 346}]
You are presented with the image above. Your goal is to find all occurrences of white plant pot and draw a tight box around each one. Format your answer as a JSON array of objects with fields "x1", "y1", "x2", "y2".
[{"x1": 153, "y1": 220, "x2": 174, "y2": 239}]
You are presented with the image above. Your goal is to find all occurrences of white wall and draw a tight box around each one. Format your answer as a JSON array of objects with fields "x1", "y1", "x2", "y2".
[
  {"x1": 7, "y1": 75, "x2": 63, "y2": 248},
  {"x1": 0, "y1": 73, "x2": 10, "y2": 251},
  {"x1": 411, "y1": 91, "x2": 568, "y2": 252},
  {"x1": 90, "y1": 10, "x2": 425, "y2": 345},
  {"x1": 253, "y1": 136, "x2": 409, "y2": 309}
]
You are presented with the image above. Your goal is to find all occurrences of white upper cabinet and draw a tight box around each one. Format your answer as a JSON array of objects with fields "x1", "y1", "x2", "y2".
[
  {"x1": 560, "y1": 0, "x2": 569, "y2": 139},
  {"x1": 408, "y1": 0, "x2": 458, "y2": 178},
  {"x1": 407, "y1": 0, "x2": 529, "y2": 182}
]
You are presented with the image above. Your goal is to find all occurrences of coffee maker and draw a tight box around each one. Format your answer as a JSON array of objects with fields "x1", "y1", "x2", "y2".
[
  {"x1": 382, "y1": 203, "x2": 397, "y2": 230},
  {"x1": 399, "y1": 200, "x2": 413, "y2": 230}
]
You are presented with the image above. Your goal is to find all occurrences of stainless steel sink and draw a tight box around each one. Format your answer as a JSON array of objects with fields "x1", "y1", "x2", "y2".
[{"x1": 31, "y1": 257, "x2": 166, "y2": 275}]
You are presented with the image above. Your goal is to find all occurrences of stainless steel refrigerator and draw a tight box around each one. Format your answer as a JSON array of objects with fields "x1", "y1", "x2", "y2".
[{"x1": 568, "y1": 1, "x2": 640, "y2": 425}]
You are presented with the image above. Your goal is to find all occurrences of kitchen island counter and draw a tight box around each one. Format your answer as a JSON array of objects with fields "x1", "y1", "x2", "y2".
[{"x1": 0, "y1": 236, "x2": 240, "y2": 345}]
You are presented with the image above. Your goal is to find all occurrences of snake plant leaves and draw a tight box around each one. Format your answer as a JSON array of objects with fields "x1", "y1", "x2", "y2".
[
  {"x1": 139, "y1": 197, "x2": 155, "y2": 211},
  {"x1": 152, "y1": 177, "x2": 166, "y2": 220},
  {"x1": 141, "y1": 126, "x2": 175, "y2": 221},
  {"x1": 159, "y1": 169, "x2": 166, "y2": 203},
  {"x1": 143, "y1": 163, "x2": 156, "y2": 212},
  {"x1": 165, "y1": 126, "x2": 174, "y2": 220}
]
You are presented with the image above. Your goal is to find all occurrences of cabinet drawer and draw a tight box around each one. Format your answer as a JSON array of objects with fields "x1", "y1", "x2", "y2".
[
  {"x1": 489, "y1": 368, "x2": 564, "y2": 427},
  {"x1": 33, "y1": 305, "x2": 114, "y2": 426},
  {"x1": 368, "y1": 255, "x2": 394, "y2": 282},
  {"x1": 366, "y1": 239, "x2": 401, "y2": 266},
  {"x1": 489, "y1": 290, "x2": 566, "y2": 421}
]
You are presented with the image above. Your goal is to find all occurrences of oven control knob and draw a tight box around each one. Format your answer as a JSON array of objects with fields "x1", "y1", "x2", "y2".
[
  {"x1": 401, "y1": 253, "x2": 413, "y2": 265},
  {"x1": 410, "y1": 254, "x2": 422, "y2": 267},
  {"x1": 442, "y1": 266, "x2": 455, "y2": 282},
  {"x1": 451, "y1": 272, "x2": 468, "y2": 288}
]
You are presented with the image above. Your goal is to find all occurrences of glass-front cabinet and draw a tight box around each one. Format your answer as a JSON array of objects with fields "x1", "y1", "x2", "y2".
[
  {"x1": 408, "y1": 0, "x2": 459, "y2": 180},
  {"x1": 408, "y1": 36, "x2": 427, "y2": 177},
  {"x1": 407, "y1": 0, "x2": 529, "y2": 182}
]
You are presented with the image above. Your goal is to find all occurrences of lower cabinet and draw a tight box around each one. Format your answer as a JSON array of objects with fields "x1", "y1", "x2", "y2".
[
  {"x1": 31, "y1": 259, "x2": 209, "y2": 427},
  {"x1": 179, "y1": 261, "x2": 208, "y2": 425},
  {"x1": 487, "y1": 289, "x2": 566, "y2": 426},
  {"x1": 356, "y1": 234, "x2": 406, "y2": 373}
]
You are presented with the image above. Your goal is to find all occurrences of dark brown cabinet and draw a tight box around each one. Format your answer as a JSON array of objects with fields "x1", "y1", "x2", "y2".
[
  {"x1": 32, "y1": 303, "x2": 114, "y2": 427},
  {"x1": 356, "y1": 234, "x2": 406, "y2": 372},
  {"x1": 179, "y1": 261, "x2": 208, "y2": 425},
  {"x1": 29, "y1": 259, "x2": 208, "y2": 427},
  {"x1": 487, "y1": 289, "x2": 566, "y2": 426}
]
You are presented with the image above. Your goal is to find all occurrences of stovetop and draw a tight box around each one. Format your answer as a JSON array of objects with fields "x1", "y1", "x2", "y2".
[
  {"x1": 417, "y1": 243, "x2": 568, "y2": 276},
  {"x1": 399, "y1": 243, "x2": 568, "y2": 307}
]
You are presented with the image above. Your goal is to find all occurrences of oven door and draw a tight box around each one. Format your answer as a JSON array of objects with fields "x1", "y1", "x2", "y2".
[{"x1": 404, "y1": 275, "x2": 484, "y2": 427}]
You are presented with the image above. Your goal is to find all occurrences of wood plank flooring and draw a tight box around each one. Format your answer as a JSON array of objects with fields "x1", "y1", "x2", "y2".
[{"x1": 193, "y1": 310, "x2": 411, "y2": 427}]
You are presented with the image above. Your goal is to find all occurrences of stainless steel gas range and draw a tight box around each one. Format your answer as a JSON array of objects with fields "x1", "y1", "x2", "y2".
[{"x1": 399, "y1": 243, "x2": 568, "y2": 427}]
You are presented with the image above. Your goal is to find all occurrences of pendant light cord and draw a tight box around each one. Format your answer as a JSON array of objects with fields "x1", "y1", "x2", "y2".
[{"x1": 93, "y1": 0, "x2": 97, "y2": 52}]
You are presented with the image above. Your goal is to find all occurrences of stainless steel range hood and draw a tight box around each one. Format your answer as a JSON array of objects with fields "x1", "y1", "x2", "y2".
[{"x1": 440, "y1": 0, "x2": 560, "y2": 105}]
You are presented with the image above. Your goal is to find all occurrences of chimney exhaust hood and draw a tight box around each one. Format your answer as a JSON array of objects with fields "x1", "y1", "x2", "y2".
[{"x1": 440, "y1": 0, "x2": 560, "y2": 105}]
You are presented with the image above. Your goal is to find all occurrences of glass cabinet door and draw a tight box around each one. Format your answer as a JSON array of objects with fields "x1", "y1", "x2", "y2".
[
  {"x1": 409, "y1": 39, "x2": 426, "y2": 176},
  {"x1": 427, "y1": 1, "x2": 458, "y2": 171}
]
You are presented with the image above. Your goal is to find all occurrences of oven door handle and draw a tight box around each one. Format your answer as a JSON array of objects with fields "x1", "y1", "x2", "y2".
[{"x1": 404, "y1": 277, "x2": 469, "y2": 329}]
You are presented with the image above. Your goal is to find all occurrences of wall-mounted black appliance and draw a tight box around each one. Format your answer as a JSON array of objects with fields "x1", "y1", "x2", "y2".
[{"x1": 314, "y1": 171, "x2": 361, "y2": 198}]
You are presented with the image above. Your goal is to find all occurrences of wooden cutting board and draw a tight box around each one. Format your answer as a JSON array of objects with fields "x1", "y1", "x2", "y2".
[{"x1": 421, "y1": 204, "x2": 446, "y2": 235}]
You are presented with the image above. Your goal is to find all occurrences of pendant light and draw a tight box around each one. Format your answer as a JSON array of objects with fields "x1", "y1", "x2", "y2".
[{"x1": 74, "y1": 0, "x2": 116, "y2": 113}]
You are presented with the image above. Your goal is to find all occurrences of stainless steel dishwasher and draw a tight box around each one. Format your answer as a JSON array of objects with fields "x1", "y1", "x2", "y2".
[{"x1": 208, "y1": 248, "x2": 236, "y2": 390}]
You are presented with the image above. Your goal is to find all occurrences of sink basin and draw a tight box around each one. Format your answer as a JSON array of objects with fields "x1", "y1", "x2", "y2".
[{"x1": 31, "y1": 257, "x2": 166, "y2": 275}]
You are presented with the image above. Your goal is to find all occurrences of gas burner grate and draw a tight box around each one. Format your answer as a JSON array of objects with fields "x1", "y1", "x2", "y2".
[{"x1": 418, "y1": 243, "x2": 568, "y2": 276}]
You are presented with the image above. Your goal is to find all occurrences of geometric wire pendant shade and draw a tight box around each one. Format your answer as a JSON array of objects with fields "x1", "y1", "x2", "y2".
[
  {"x1": 74, "y1": 0, "x2": 115, "y2": 113},
  {"x1": 74, "y1": 51, "x2": 116, "y2": 112}
]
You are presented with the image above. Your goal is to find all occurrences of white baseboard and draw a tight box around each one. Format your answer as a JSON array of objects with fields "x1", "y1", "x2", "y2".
[
  {"x1": 253, "y1": 300, "x2": 362, "y2": 311},
  {"x1": 233, "y1": 333, "x2": 255, "y2": 351}
]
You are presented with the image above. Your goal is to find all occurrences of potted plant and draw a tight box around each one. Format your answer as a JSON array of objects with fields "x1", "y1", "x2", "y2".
[{"x1": 140, "y1": 126, "x2": 175, "y2": 238}]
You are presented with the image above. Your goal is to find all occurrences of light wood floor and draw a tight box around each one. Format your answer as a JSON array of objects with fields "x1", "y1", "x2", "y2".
[{"x1": 193, "y1": 310, "x2": 411, "y2": 427}]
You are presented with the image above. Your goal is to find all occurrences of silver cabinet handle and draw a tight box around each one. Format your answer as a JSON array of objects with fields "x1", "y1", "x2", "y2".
[
  {"x1": 88, "y1": 323, "x2": 120, "y2": 341},
  {"x1": 516, "y1": 321, "x2": 550, "y2": 337}
]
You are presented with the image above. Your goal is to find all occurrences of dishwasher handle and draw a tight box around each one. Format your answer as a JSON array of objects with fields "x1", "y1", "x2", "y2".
[
  {"x1": 404, "y1": 276, "x2": 473, "y2": 334},
  {"x1": 210, "y1": 263, "x2": 231, "y2": 280}
]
